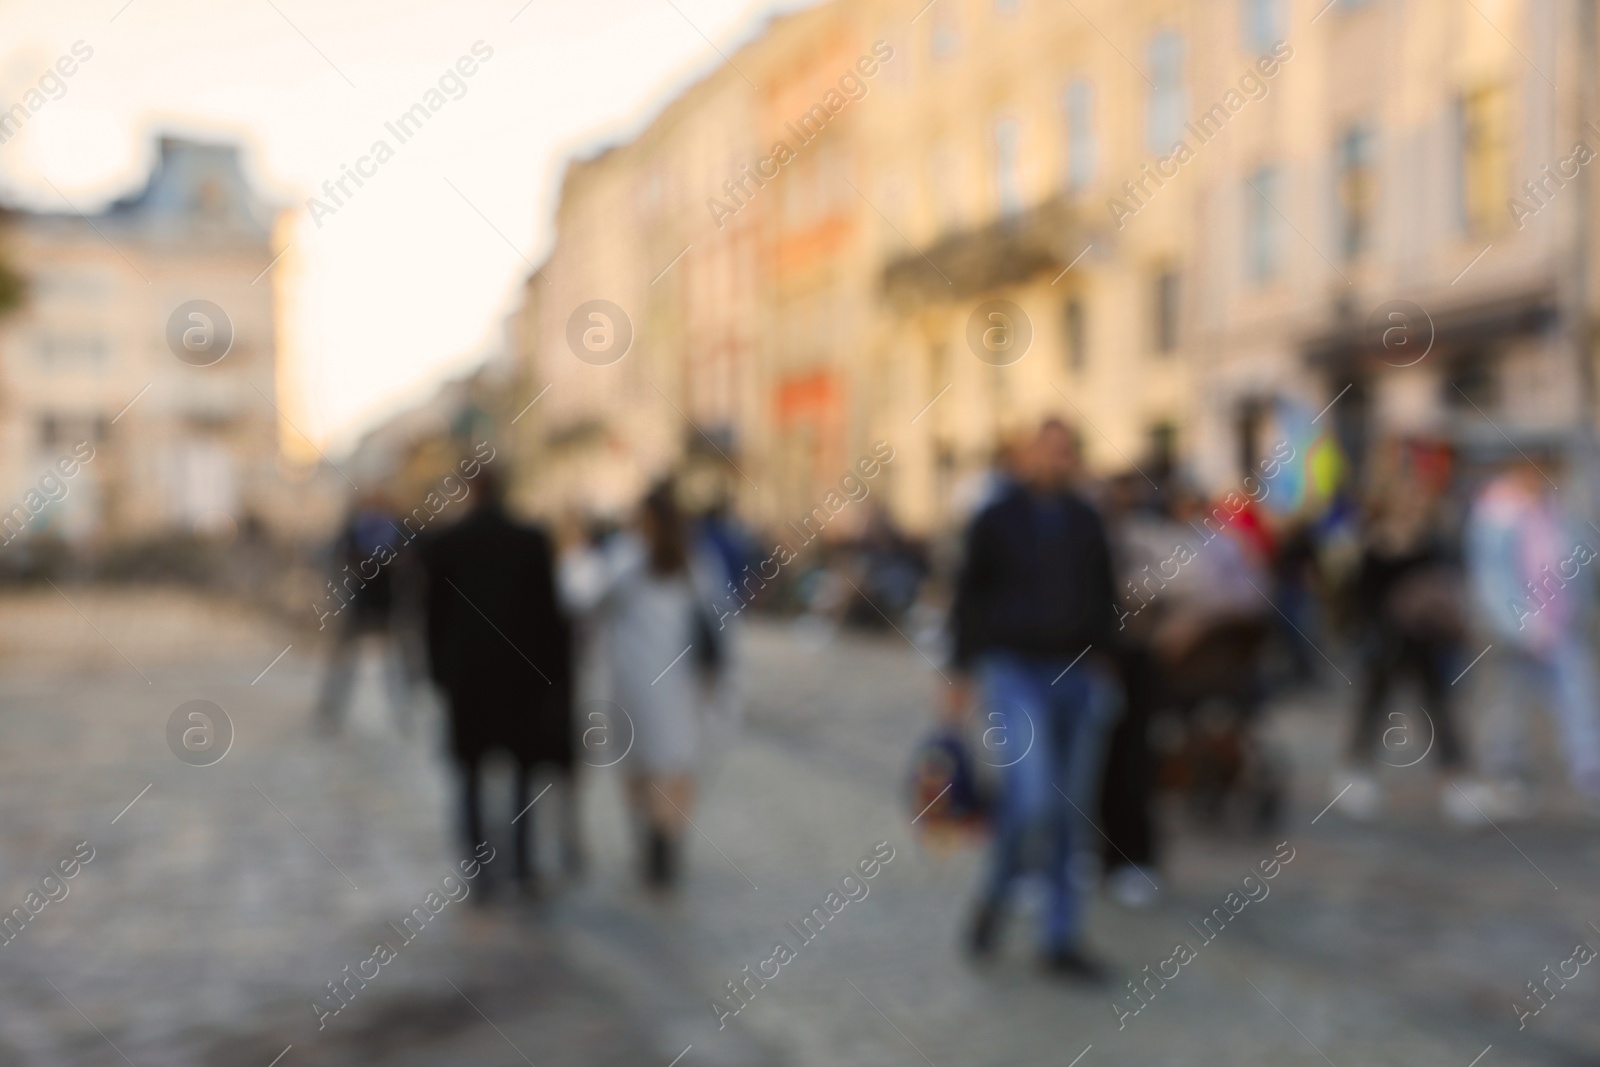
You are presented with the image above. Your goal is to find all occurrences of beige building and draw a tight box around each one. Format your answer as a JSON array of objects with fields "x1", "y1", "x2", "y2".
[
  {"x1": 0, "y1": 135, "x2": 308, "y2": 551},
  {"x1": 1196, "y1": 0, "x2": 1596, "y2": 490},
  {"x1": 513, "y1": 0, "x2": 1600, "y2": 533},
  {"x1": 509, "y1": 38, "x2": 766, "y2": 521},
  {"x1": 859, "y1": 0, "x2": 1198, "y2": 529},
  {"x1": 511, "y1": 2, "x2": 893, "y2": 530}
]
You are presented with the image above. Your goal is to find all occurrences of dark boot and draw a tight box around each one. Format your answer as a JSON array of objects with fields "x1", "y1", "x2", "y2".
[
  {"x1": 644, "y1": 827, "x2": 675, "y2": 888},
  {"x1": 1041, "y1": 945, "x2": 1109, "y2": 984},
  {"x1": 966, "y1": 900, "x2": 1003, "y2": 960}
]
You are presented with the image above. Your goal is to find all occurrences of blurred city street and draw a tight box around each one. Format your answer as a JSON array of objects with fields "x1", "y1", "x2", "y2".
[
  {"x1": 3, "y1": 589, "x2": 1598, "y2": 1067},
  {"x1": 8, "y1": 0, "x2": 1600, "y2": 1063}
]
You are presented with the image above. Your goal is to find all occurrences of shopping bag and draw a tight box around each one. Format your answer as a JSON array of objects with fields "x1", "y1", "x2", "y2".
[{"x1": 907, "y1": 729, "x2": 988, "y2": 850}]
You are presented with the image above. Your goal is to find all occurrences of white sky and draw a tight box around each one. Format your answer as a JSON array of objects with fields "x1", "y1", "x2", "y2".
[{"x1": 0, "y1": 0, "x2": 799, "y2": 452}]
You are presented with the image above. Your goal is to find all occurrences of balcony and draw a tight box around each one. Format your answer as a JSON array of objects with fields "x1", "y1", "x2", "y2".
[{"x1": 879, "y1": 194, "x2": 1102, "y2": 304}]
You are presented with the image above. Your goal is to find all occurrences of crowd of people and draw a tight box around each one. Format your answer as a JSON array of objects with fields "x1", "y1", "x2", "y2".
[
  {"x1": 312, "y1": 470, "x2": 737, "y2": 893},
  {"x1": 308, "y1": 415, "x2": 1600, "y2": 984},
  {"x1": 938, "y1": 415, "x2": 1600, "y2": 981}
]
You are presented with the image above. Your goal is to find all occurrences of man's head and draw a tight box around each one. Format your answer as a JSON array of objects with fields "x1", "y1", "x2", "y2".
[
  {"x1": 470, "y1": 467, "x2": 505, "y2": 510},
  {"x1": 1023, "y1": 418, "x2": 1080, "y2": 491}
]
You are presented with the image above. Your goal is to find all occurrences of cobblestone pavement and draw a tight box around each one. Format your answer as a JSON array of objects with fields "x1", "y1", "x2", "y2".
[{"x1": 2, "y1": 589, "x2": 1598, "y2": 1066}]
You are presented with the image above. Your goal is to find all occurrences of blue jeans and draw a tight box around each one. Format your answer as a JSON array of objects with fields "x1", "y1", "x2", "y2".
[
  {"x1": 975, "y1": 651, "x2": 1117, "y2": 952},
  {"x1": 1485, "y1": 639, "x2": 1600, "y2": 798}
]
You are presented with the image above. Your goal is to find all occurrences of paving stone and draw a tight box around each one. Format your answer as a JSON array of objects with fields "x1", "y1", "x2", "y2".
[{"x1": 0, "y1": 591, "x2": 1594, "y2": 1066}]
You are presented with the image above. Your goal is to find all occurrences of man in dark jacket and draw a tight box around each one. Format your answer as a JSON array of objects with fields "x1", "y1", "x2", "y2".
[
  {"x1": 948, "y1": 418, "x2": 1118, "y2": 979},
  {"x1": 420, "y1": 468, "x2": 573, "y2": 891}
]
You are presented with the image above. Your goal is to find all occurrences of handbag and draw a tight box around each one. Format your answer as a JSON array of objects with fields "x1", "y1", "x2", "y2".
[{"x1": 907, "y1": 729, "x2": 988, "y2": 848}]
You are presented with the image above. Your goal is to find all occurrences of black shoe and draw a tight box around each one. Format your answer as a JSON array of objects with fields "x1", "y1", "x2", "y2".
[
  {"x1": 513, "y1": 871, "x2": 544, "y2": 900},
  {"x1": 1041, "y1": 947, "x2": 1109, "y2": 984},
  {"x1": 644, "y1": 828, "x2": 677, "y2": 888},
  {"x1": 966, "y1": 902, "x2": 1002, "y2": 960}
]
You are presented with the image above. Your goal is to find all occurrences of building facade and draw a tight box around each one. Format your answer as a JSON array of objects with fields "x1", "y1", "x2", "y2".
[
  {"x1": 513, "y1": 0, "x2": 1600, "y2": 533},
  {"x1": 0, "y1": 136, "x2": 302, "y2": 550}
]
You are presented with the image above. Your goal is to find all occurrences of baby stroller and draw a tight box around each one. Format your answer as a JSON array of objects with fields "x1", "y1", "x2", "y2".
[{"x1": 1150, "y1": 612, "x2": 1286, "y2": 830}]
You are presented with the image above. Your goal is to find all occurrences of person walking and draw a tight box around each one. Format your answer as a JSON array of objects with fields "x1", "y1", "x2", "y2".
[
  {"x1": 314, "y1": 493, "x2": 413, "y2": 733},
  {"x1": 947, "y1": 418, "x2": 1119, "y2": 980},
  {"x1": 1338, "y1": 447, "x2": 1486, "y2": 822},
  {"x1": 561, "y1": 480, "x2": 733, "y2": 889},
  {"x1": 1465, "y1": 453, "x2": 1600, "y2": 815},
  {"x1": 1096, "y1": 472, "x2": 1169, "y2": 908},
  {"x1": 420, "y1": 469, "x2": 574, "y2": 892}
]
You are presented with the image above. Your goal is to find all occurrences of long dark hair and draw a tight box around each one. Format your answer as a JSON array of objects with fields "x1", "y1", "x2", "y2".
[{"x1": 642, "y1": 480, "x2": 688, "y2": 576}]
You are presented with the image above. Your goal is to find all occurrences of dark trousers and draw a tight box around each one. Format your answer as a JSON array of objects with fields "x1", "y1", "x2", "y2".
[
  {"x1": 1099, "y1": 646, "x2": 1158, "y2": 871},
  {"x1": 1351, "y1": 632, "x2": 1464, "y2": 769},
  {"x1": 458, "y1": 756, "x2": 542, "y2": 884}
]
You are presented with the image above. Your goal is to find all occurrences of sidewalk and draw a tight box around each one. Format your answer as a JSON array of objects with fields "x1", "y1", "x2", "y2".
[{"x1": 1, "y1": 590, "x2": 1598, "y2": 1065}]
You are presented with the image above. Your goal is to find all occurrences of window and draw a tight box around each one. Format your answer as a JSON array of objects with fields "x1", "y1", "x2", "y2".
[
  {"x1": 1148, "y1": 421, "x2": 1177, "y2": 476},
  {"x1": 1064, "y1": 80, "x2": 1096, "y2": 192},
  {"x1": 1153, "y1": 270, "x2": 1180, "y2": 353},
  {"x1": 193, "y1": 176, "x2": 229, "y2": 220},
  {"x1": 34, "y1": 332, "x2": 109, "y2": 368},
  {"x1": 930, "y1": 4, "x2": 960, "y2": 60},
  {"x1": 1336, "y1": 124, "x2": 1374, "y2": 260},
  {"x1": 1247, "y1": 165, "x2": 1284, "y2": 283},
  {"x1": 165, "y1": 440, "x2": 238, "y2": 527},
  {"x1": 1447, "y1": 349, "x2": 1496, "y2": 409},
  {"x1": 33, "y1": 270, "x2": 110, "y2": 302},
  {"x1": 637, "y1": 165, "x2": 667, "y2": 219},
  {"x1": 1235, "y1": 396, "x2": 1268, "y2": 478},
  {"x1": 929, "y1": 141, "x2": 962, "y2": 230},
  {"x1": 784, "y1": 151, "x2": 848, "y2": 227},
  {"x1": 1241, "y1": 0, "x2": 1286, "y2": 52},
  {"x1": 1458, "y1": 85, "x2": 1509, "y2": 235},
  {"x1": 1063, "y1": 298, "x2": 1087, "y2": 370},
  {"x1": 993, "y1": 118, "x2": 1023, "y2": 217},
  {"x1": 876, "y1": 173, "x2": 910, "y2": 252},
  {"x1": 878, "y1": 27, "x2": 909, "y2": 86},
  {"x1": 782, "y1": 161, "x2": 812, "y2": 225},
  {"x1": 1146, "y1": 31, "x2": 1188, "y2": 155},
  {"x1": 39, "y1": 415, "x2": 104, "y2": 449}
]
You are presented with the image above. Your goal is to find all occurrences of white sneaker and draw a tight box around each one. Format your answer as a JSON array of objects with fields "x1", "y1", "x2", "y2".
[
  {"x1": 1107, "y1": 865, "x2": 1161, "y2": 909},
  {"x1": 1334, "y1": 771, "x2": 1382, "y2": 821},
  {"x1": 1441, "y1": 780, "x2": 1495, "y2": 826},
  {"x1": 1489, "y1": 779, "x2": 1535, "y2": 820}
]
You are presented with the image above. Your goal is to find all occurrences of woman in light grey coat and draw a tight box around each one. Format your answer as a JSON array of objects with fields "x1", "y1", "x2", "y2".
[{"x1": 562, "y1": 481, "x2": 734, "y2": 887}]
